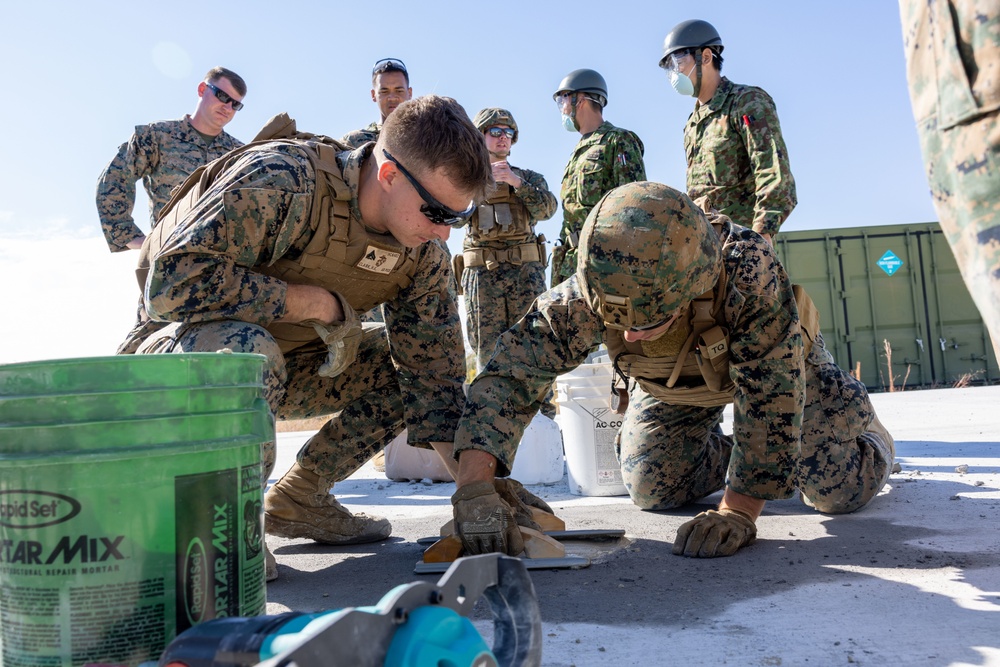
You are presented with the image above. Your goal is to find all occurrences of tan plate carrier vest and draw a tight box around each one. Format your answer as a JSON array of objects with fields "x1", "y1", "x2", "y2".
[
  {"x1": 137, "y1": 113, "x2": 420, "y2": 354},
  {"x1": 607, "y1": 270, "x2": 736, "y2": 410},
  {"x1": 606, "y1": 269, "x2": 821, "y2": 412},
  {"x1": 453, "y1": 182, "x2": 546, "y2": 287}
]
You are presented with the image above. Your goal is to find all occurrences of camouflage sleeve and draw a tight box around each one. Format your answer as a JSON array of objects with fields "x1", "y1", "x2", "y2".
[
  {"x1": 454, "y1": 275, "x2": 605, "y2": 475},
  {"x1": 605, "y1": 130, "x2": 647, "y2": 187},
  {"x1": 146, "y1": 148, "x2": 315, "y2": 325},
  {"x1": 512, "y1": 167, "x2": 558, "y2": 222},
  {"x1": 382, "y1": 241, "x2": 467, "y2": 444},
  {"x1": 339, "y1": 130, "x2": 367, "y2": 149},
  {"x1": 736, "y1": 88, "x2": 797, "y2": 237},
  {"x1": 95, "y1": 126, "x2": 158, "y2": 252},
  {"x1": 724, "y1": 232, "x2": 805, "y2": 500}
]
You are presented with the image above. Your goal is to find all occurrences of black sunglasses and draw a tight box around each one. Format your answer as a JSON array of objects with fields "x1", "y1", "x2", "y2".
[
  {"x1": 372, "y1": 57, "x2": 408, "y2": 76},
  {"x1": 382, "y1": 149, "x2": 475, "y2": 227},
  {"x1": 486, "y1": 127, "x2": 515, "y2": 139},
  {"x1": 205, "y1": 82, "x2": 244, "y2": 111}
]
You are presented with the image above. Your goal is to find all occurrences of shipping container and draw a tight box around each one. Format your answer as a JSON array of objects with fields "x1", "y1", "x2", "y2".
[{"x1": 774, "y1": 222, "x2": 998, "y2": 392}]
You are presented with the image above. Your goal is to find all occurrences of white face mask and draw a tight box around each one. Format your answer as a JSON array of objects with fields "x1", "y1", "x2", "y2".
[
  {"x1": 669, "y1": 69, "x2": 696, "y2": 97},
  {"x1": 562, "y1": 113, "x2": 578, "y2": 132}
]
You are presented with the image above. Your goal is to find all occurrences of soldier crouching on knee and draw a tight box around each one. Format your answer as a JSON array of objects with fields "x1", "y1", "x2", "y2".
[{"x1": 449, "y1": 181, "x2": 895, "y2": 558}]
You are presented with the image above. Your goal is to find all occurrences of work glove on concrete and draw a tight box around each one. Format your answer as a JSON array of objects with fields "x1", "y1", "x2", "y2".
[
  {"x1": 305, "y1": 292, "x2": 362, "y2": 378},
  {"x1": 672, "y1": 508, "x2": 757, "y2": 558},
  {"x1": 452, "y1": 481, "x2": 524, "y2": 556},
  {"x1": 494, "y1": 478, "x2": 550, "y2": 530}
]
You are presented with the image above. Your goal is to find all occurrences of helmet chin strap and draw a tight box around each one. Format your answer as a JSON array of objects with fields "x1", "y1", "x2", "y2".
[
  {"x1": 692, "y1": 54, "x2": 704, "y2": 99},
  {"x1": 570, "y1": 94, "x2": 581, "y2": 131}
]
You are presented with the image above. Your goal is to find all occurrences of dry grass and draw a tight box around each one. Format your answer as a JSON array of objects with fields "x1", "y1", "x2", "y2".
[
  {"x1": 953, "y1": 370, "x2": 984, "y2": 388},
  {"x1": 881, "y1": 339, "x2": 911, "y2": 392}
]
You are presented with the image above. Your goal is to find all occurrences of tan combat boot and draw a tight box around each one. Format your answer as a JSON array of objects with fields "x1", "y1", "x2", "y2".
[{"x1": 264, "y1": 463, "x2": 391, "y2": 544}]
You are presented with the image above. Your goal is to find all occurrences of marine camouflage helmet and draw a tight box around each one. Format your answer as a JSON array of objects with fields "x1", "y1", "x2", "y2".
[
  {"x1": 473, "y1": 107, "x2": 518, "y2": 144},
  {"x1": 553, "y1": 68, "x2": 608, "y2": 108},
  {"x1": 577, "y1": 181, "x2": 723, "y2": 330},
  {"x1": 659, "y1": 19, "x2": 724, "y2": 68}
]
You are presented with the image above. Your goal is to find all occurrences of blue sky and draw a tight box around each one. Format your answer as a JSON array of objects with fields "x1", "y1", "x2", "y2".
[{"x1": 0, "y1": 1, "x2": 934, "y2": 363}]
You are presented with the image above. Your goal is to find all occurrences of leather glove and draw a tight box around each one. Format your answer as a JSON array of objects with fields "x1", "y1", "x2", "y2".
[
  {"x1": 452, "y1": 481, "x2": 524, "y2": 556},
  {"x1": 305, "y1": 292, "x2": 362, "y2": 378},
  {"x1": 493, "y1": 478, "x2": 550, "y2": 530},
  {"x1": 672, "y1": 508, "x2": 757, "y2": 558}
]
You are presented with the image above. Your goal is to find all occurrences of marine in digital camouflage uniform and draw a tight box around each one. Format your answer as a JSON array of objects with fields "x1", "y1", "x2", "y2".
[
  {"x1": 96, "y1": 67, "x2": 246, "y2": 253},
  {"x1": 340, "y1": 58, "x2": 412, "y2": 149},
  {"x1": 121, "y1": 97, "x2": 493, "y2": 580},
  {"x1": 551, "y1": 69, "x2": 646, "y2": 285},
  {"x1": 459, "y1": 109, "x2": 557, "y2": 374},
  {"x1": 900, "y1": 0, "x2": 1000, "y2": 362},
  {"x1": 448, "y1": 182, "x2": 894, "y2": 559},
  {"x1": 660, "y1": 20, "x2": 796, "y2": 242}
]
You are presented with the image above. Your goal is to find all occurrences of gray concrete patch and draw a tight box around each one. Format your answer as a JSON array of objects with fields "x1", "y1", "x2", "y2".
[{"x1": 264, "y1": 385, "x2": 1000, "y2": 667}]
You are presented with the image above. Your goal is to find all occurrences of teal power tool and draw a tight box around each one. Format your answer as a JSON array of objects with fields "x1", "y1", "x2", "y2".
[{"x1": 155, "y1": 554, "x2": 542, "y2": 667}]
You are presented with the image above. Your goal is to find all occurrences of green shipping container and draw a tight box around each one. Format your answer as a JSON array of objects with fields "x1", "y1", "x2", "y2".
[{"x1": 774, "y1": 222, "x2": 998, "y2": 392}]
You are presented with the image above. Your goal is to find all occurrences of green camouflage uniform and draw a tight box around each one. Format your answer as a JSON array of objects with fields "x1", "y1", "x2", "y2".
[
  {"x1": 455, "y1": 217, "x2": 893, "y2": 513},
  {"x1": 96, "y1": 115, "x2": 243, "y2": 252},
  {"x1": 900, "y1": 0, "x2": 1000, "y2": 361},
  {"x1": 685, "y1": 77, "x2": 796, "y2": 236},
  {"x1": 554, "y1": 121, "x2": 646, "y2": 284},
  {"x1": 461, "y1": 166, "x2": 557, "y2": 371},
  {"x1": 122, "y1": 142, "x2": 466, "y2": 484},
  {"x1": 340, "y1": 122, "x2": 381, "y2": 149}
]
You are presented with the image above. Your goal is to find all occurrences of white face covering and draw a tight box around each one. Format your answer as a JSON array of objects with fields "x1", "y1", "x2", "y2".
[
  {"x1": 562, "y1": 113, "x2": 578, "y2": 132},
  {"x1": 669, "y1": 69, "x2": 696, "y2": 97}
]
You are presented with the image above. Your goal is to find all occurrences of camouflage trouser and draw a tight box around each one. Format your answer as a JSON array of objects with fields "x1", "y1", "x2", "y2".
[
  {"x1": 617, "y1": 333, "x2": 894, "y2": 513},
  {"x1": 914, "y1": 107, "x2": 1000, "y2": 361},
  {"x1": 462, "y1": 261, "x2": 556, "y2": 417},
  {"x1": 136, "y1": 321, "x2": 404, "y2": 487}
]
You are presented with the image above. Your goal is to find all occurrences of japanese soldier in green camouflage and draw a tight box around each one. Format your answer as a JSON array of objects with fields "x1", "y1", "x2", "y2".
[
  {"x1": 551, "y1": 68, "x2": 646, "y2": 285},
  {"x1": 96, "y1": 66, "x2": 246, "y2": 252},
  {"x1": 660, "y1": 20, "x2": 796, "y2": 245},
  {"x1": 122, "y1": 96, "x2": 493, "y2": 580},
  {"x1": 341, "y1": 58, "x2": 412, "y2": 149},
  {"x1": 446, "y1": 181, "x2": 894, "y2": 559},
  {"x1": 900, "y1": 0, "x2": 1000, "y2": 362},
  {"x1": 458, "y1": 108, "x2": 557, "y2": 410}
]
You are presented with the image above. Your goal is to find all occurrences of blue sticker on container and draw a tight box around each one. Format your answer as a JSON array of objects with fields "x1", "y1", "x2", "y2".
[{"x1": 877, "y1": 250, "x2": 903, "y2": 276}]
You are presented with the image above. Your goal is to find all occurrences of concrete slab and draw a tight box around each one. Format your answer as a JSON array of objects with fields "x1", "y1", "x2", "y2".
[{"x1": 263, "y1": 386, "x2": 1000, "y2": 667}]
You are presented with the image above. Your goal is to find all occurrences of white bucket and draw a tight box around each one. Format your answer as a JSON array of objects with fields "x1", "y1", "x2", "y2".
[
  {"x1": 384, "y1": 430, "x2": 454, "y2": 482},
  {"x1": 555, "y1": 363, "x2": 629, "y2": 496},
  {"x1": 509, "y1": 413, "x2": 564, "y2": 485}
]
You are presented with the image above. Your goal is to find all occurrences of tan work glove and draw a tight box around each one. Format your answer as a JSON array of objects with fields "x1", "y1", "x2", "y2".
[
  {"x1": 672, "y1": 508, "x2": 757, "y2": 558},
  {"x1": 304, "y1": 292, "x2": 362, "y2": 378},
  {"x1": 493, "y1": 478, "x2": 550, "y2": 530},
  {"x1": 451, "y1": 481, "x2": 524, "y2": 556}
]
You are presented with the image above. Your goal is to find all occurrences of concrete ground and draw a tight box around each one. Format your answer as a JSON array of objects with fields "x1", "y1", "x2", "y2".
[{"x1": 263, "y1": 385, "x2": 1000, "y2": 667}]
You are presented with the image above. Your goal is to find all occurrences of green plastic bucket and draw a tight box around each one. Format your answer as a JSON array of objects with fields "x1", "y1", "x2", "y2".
[{"x1": 0, "y1": 354, "x2": 273, "y2": 667}]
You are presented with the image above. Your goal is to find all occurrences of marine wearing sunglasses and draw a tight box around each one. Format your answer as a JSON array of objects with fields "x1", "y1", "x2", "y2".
[
  {"x1": 205, "y1": 82, "x2": 244, "y2": 111},
  {"x1": 382, "y1": 149, "x2": 476, "y2": 227}
]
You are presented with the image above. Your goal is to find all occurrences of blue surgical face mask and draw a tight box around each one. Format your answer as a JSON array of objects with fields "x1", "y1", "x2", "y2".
[
  {"x1": 562, "y1": 113, "x2": 578, "y2": 132},
  {"x1": 669, "y1": 69, "x2": 695, "y2": 97}
]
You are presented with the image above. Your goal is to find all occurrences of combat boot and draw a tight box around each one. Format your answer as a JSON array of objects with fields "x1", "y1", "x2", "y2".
[{"x1": 264, "y1": 463, "x2": 391, "y2": 544}]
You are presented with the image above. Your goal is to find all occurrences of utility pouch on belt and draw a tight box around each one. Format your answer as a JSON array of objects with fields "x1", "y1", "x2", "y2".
[{"x1": 452, "y1": 253, "x2": 465, "y2": 295}]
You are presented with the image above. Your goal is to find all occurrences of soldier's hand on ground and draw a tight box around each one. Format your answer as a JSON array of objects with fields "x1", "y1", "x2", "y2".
[
  {"x1": 306, "y1": 292, "x2": 362, "y2": 377},
  {"x1": 452, "y1": 481, "x2": 524, "y2": 556},
  {"x1": 672, "y1": 508, "x2": 757, "y2": 557}
]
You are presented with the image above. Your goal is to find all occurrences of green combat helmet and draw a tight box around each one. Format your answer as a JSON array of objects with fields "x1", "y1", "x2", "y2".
[
  {"x1": 659, "y1": 19, "x2": 724, "y2": 68},
  {"x1": 473, "y1": 108, "x2": 518, "y2": 144},
  {"x1": 553, "y1": 68, "x2": 608, "y2": 108},
  {"x1": 577, "y1": 181, "x2": 723, "y2": 330}
]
